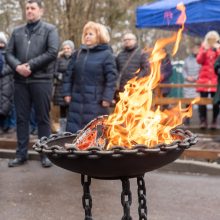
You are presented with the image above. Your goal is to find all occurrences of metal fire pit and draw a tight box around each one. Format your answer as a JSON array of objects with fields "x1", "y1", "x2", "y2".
[
  {"x1": 33, "y1": 128, "x2": 197, "y2": 220},
  {"x1": 33, "y1": 129, "x2": 196, "y2": 179}
]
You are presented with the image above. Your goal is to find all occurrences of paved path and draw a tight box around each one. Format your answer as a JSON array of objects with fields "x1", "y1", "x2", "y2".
[{"x1": 0, "y1": 159, "x2": 219, "y2": 220}]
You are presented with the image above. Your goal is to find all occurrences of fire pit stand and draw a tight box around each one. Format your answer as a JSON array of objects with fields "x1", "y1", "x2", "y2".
[
  {"x1": 80, "y1": 174, "x2": 147, "y2": 220},
  {"x1": 33, "y1": 129, "x2": 197, "y2": 220}
]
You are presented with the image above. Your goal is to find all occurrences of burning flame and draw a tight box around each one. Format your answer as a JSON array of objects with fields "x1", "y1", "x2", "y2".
[{"x1": 106, "y1": 3, "x2": 191, "y2": 149}]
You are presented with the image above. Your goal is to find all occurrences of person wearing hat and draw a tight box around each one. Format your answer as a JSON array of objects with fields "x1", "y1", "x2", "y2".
[
  {"x1": 0, "y1": 32, "x2": 7, "y2": 48},
  {"x1": 53, "y1": 40, "x2": 75, "y2": 132}
]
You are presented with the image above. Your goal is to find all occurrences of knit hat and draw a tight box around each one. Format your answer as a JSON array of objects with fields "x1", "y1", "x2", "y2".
[
  {"x1": 61, "y1": 40, "x2": 75, "y2": 50},
  {"x1": 0, "y1": 32, "x2": 7, "y2": 45}
]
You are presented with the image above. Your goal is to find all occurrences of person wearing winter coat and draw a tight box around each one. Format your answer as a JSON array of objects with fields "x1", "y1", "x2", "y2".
[
  {"x1": 0, "y1": 32, "x2": 15, "y2": 134},
  {"x1": 62, "y1": 21, "x2": 117, "y2": 133},
  {"x1": 6, "y1": 0, "x2": 59, "y2": 167},
  {"x1": 53, "y1": 40, "x2": 75, "y2": 132},
  {"x1": 182, "y1": 44, "x2": 201, "y2": 125},
  {"x1": 183, "y1": 44, "x2": 201, "y2": 99},
  {"x1": 160, "y1": 49, "x2": 173, "y2": 97},
  {"x1": 196, "y1": 31, "x2": 220, "y2": 129},
  {"x1": 116, "y1": 33, "x2": 149, "y2": 93}
]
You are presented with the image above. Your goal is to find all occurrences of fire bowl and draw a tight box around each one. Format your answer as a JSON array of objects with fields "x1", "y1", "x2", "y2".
[{"x1": 33, "y1": 129, "x2": 197, "y2": 179}]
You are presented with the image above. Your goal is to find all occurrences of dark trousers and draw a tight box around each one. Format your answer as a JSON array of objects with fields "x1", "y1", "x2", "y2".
[
  {"x1": 60, "y1": 105, "x2": 68, "y2": 118},
  {"x1": 14, "y1": 82, "x2": 52, "y2": 159},
  {"x1": 199, "y1": 92, "x2": 219, "y2": 122}
]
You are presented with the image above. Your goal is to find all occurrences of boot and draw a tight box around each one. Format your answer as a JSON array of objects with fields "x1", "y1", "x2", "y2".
[
  {"x1": 200, "y1": 120, "x2": 207, "y2": 129},
  {"x1": 40, "y1": 154, "x2": 52, "y2": 168},
  {"x1": 210, "y1": 120, "x2": 217, "y2": 130},
  {"x1": 8, "y1": 157, "x2": 27, "y2": 167},
  {"x1": 59, "y1": 118, "x2": 67, "y2": 133}
]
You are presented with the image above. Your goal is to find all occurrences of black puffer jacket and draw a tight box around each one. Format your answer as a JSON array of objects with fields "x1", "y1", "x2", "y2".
[
  {"x1": 63, "y1": 44, "x2": 117, "y2": 133},
  {"x1": 6, "y1": 20, "x2": 59, "y2": 83},
  {"x1": 0, "y1": 49, "x2": 14, "y2": 116},
  {"x1": 53, "y1": 55, "x2": 72, "y2": 106}
]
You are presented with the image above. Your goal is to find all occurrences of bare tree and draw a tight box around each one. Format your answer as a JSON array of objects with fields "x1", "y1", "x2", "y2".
[{"x1": 0, "y1": 0, "x2": 193, "y2": 59}]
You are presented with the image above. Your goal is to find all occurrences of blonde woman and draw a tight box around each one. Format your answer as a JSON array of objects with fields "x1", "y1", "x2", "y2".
[
  {"x1": 196, "y1": 31, "x2": 220, "y2": 129},
  {"x1": 62, "y1": 21, "x2": 117, "y2": 133}
]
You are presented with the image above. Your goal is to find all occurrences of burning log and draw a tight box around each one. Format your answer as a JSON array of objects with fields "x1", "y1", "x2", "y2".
[{"x1": 67, "y1": 116, "x2": 108, "y2": 150}]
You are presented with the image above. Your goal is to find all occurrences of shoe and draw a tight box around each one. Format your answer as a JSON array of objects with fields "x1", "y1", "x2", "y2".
[
  {"x1": 41, "y1": 155, "x2": 52, "y2": 168},
  {"x1": 30, "y1": 128, "x2": 38, "y2": 136},
  {"x1": 210, "y1": 121, "x2": 217, "y2": 130},
  {"x1": 200, "y1": 121, "x2": 207, "y2": 129},
  {"x1": 8, "y1": 157, "x2": 27, "y2": 167}
]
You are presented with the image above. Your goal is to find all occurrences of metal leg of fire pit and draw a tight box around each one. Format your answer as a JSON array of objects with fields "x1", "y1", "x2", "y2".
[
  {"x1": 137, "y1": 176, "x2": 147, "y2": 220},
  {"x1": 121, "y1": 178, "x2": 132, "y2": 220},
  {"x1": 81, "y1": 175, "x2": 147, "y2": 220},
  {"x1": 121, "y1": 176, "x2": 148, "y2": 220},
  {"x1": 81, "y1": 175, "x2": 93, "y2": 220}
]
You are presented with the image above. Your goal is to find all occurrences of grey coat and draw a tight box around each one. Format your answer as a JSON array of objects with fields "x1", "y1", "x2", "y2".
[{"x1": 182, "y1": 54, "x2": 201, "y2": 98}]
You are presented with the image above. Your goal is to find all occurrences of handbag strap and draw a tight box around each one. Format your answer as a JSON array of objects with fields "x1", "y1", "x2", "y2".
[
  {"x1": 120, "y1": 47, "x2": 139, "y2": 75},
  {"x1": 117, "y1": 47, "x2": 139, "y2": 89}
]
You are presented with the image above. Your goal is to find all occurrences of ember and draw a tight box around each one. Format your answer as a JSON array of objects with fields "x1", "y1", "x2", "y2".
[{"x1": 70, "y1": 116, "x2": 107, "y2": 150}]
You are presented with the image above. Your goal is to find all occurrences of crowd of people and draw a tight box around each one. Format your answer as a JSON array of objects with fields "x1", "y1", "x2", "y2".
[{"x1": 1, "y1": 0, "x2": 220, "y2": 168}]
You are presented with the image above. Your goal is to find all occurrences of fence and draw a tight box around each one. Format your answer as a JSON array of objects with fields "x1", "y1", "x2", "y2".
[{"x1": 153, "y1": 83, "x2": 216, "y2": 105}]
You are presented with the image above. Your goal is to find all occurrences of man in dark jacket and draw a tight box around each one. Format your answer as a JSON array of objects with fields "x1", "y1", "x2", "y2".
[
  {"x1": 6, "y1": 0, "x2": 59, "y2": 167},
  {"x1": 116, "y1": 33, "x2": 149, "y2": 93}
]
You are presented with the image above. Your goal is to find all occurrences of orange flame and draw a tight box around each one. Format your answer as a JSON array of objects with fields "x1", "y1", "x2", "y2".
[{"x1": 106, "y1": 3, "x2": 189, "y2": 149}]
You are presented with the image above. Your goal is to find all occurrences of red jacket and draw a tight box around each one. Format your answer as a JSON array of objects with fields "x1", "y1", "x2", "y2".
[{"x1": 196, "y1": 46, "x2": 220, "y2": 92}]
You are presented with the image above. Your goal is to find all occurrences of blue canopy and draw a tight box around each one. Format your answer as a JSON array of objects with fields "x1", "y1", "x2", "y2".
[{"x1": 136, "y1": 0, "x2": 220, "y2": 37}]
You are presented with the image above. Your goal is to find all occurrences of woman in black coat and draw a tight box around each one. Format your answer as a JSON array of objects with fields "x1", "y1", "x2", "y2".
[
  {"x1": 63, "y1": 21, "x2": 117, "y2": 133},
  {"x1": 0, "y1": 44, "x2": 14, "y2": 133},
  {"x1": 53, "y1": 40, "x2": 74, "y2": 132}
]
